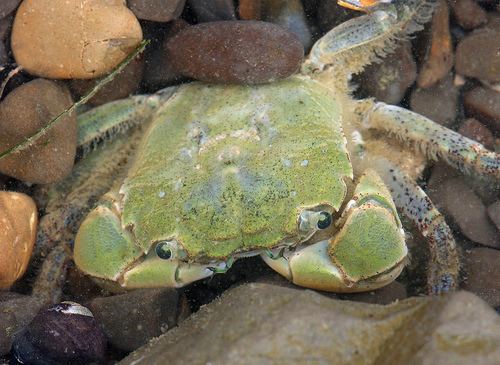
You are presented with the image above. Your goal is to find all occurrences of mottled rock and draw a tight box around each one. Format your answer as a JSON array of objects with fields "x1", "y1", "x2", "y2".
[
  {"x1": 458, "y1": 118, "x2": 495, "y2": 150},
  {"x1": 0, "y1": 293, "x2": 42, "y2": 355},
  {"x1": 0, "y1": 79, "x2": 77, "y2": 184},
  {"x1": 428, "y1": 174, "x2": 499, "y2": 248},
  {"x1": 166, "y1": 21, "x2": 303, "y2": 84},
  {"x1": 464, "y1": 86, "x2": 500, "y2": 133},
  {"x1": 487, "y1": 201, "x2": 500, "y2": 231},
  {"x1": 11, "y1": 0, "x2": 143, "y2": 79},
  {"x1": 70, "y1": 54, "x2": 144, "y2": 106},
  {"x1": 463, "y1": 248, "x2": 500, "y2": 307},
  {"x1": 416, "y1": 0, "x2": 453, "y2": 88},
  {"x1": 0, "y1": 191, "x2": 37, "y2": 289},
  {"x1": 262, "y1": 0, "x2": 312, "y2": 49},
  {"x1": 410, "y1": 73, "x2": 459, "y2": 127},
  {"x1": 449, "y1": 0, "x2": 487, "y2": 30},
  {"x1": 456, "y1": 29, "x2": 500, "y2": 83},
  {"x1": 128, "y1": 0, "x2": 186, "y2": 22},
  {"x1": 120, "y1": 284, "x2": 500, "y2": 365},
  {"x1": 187, "y1": 0, "x2": 236, "y2": 22},
  {"x1": 88, "y1": 288, "x2": 188, "y2": 352},
  {"x1": 358, "y1": 42, "x2": 417, "y2": 104}
]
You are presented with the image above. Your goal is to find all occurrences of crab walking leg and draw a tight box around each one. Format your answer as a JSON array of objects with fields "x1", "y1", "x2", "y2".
[
  {"x1": 262, "y1": 170, "x2": 407, "y2": 293},
  {"x1": 374, "y1": 160, "x2": 459, "y2": 294},
  {"x1": 365, "y1": 103, "x2": 500, "y2": 179},
  {"x1": 77, "y1": 86, "x2": 178, "y2": 154}
]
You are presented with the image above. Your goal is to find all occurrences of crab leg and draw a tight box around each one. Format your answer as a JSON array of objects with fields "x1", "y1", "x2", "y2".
[
  {"x1": 377, "y1": 162, "x2": 460, "y2": 294},
  {"x1": 365, "y1": 102, "x2": 500, "y2": 179}
]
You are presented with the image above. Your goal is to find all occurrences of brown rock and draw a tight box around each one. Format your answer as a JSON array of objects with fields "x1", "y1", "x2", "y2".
[
  {"x1": 0, "y1": 191, "x2": 37, "y2": 289},
  {"x1": 449, "y1": 0, "x2": 487, "y2": 30},
  {"x1": 0, "y1": 0, "x2": 20, "y2": 18},
  {"x1": 464, "y1": 86, "x2": 500, "y2": 133},
  {"x1": 166, "y1": 21, "x2": 304, "y2": 84},
  {"x1": 187, "y1": 0, "x2": 236, "y2": 22},
  {"x1": 358, "y1": 42, "x2": 417, "y2": 104},
  {"x1": 487, "y1": 201, "x2": 500, "y2": 231},
  {"x1": 0, "y1": 15, "x2": 13, "y2": 41},
  {"x1": 458, "y1": 118, "x2": 495, "y2": 150},
  {"x1": 410, "y1": 73, "x2": 459, "y2": 127},
  {"x1": 428, "y1": 174, "x2": 499, "y2": 248},
  {"x1": 128, "y1": 0, "x2": 186, "y2": 22},
  {"x1": 0, "y1": 79, "x2": 77, "y2": 183},
  {"x1": 417, "y1": 0, "x2": 454, "y2": 88},
  {"x1": 11, "y1": 0, "x2": 143, "y2": 79},
  {"x1": 70, "y1": 54, "x2": 144, "y2": 106},
  {"x1": 463, "y1": 248, "x2": 500, "y2": 307},
  {"x1": 239, "y1": 0, "x2": 262, "y2": 20},
  {"x1": 456, "y1": 29, "x2": 500, "y2": 83}
]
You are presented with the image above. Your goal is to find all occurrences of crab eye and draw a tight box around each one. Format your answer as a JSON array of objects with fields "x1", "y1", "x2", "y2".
[
  {"x1": 156, "y1": 241, "x2": 173, "y2": 260},
  {"x1": 317, "y1": 211, "x2": 332, "y2": 229}
]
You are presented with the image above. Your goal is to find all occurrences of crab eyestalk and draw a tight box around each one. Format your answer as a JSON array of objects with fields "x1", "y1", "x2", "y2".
[{"x1": 262, "y1": 170, "x2": 407, "y2": 292}]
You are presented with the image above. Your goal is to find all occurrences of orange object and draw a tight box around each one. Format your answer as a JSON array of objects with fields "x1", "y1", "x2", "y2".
[{"x1": 337, "y1": 0, "x2": 387, "y2": 12}]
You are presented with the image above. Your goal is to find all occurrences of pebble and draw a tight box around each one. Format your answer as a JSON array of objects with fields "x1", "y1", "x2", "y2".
[
  {"x1": 428, "y1": 172, "x2": 499, "y2": 248},
  {"x1": 449, "y1": 0, "x2": 487, "y2": 30},
  {"x1": 187, "y1": 0, "x2": 236, "y2": 22},
  {"x1": 128, "y1": 0, "x2": 186, "y2": 22},
  {"x1": 463, "y1": 248, "x2": 500, "y2": 307},
  {"x1": 238, "y1": 0, "x2": 262, "y2": 20},
  {"x1": 357, "y1": 41, "x2": 417, "y2": 104},
  {"x1": 11, "y1": 0, "x2": 143, "y2": 79},
  {"x1": 166, "y1": 21, "x2": 304, "y2": 84},
  {"x1": 119, "y1": 283, "x2": 500, "y2": 365},
  {"x1": 0, "y1": 0, "x2": 20, "y2": 18},
  {"x1": 487, "y1": 201, "x2": 500, "y2": 231},
  {"x1": 456, "y1": 27, "x2": 500, "y2": 83},
  {"x1": 0, "y1": 191, "x2": 37, "y2": 289},
  {"x1": 464, "y1": 86, "x2": 500, "y2": 134},
  {"x1": 70, "y1": 54, "x2": 145, "y2": 106},
  {"x1": 416, "y1": 0, "x2": 453, "y2": 88},
  {"x1": 0, "y1": 15, "x2": 12, "y2": 41},
  {"x1": 12, "y1": 302, "x2": 106, "y2": 365},
  {"x1": 88, "y1": 288, "x2": 189, "y2": 352},
  {"x1": 0, "y1": 292, "x2": 42, "y2": 355},
  {"x1": 458, "y1": 118, "x2": 495, "y2": 150},
  {"x1": 0, "y1": 79, "x2": 77, "y2": 184},
  {"x1": 262, "y1": 0, "x2": 312, "y2": 49},
  {"x1": 410, "y1": 73, "x2": 459, "y2": 127}
]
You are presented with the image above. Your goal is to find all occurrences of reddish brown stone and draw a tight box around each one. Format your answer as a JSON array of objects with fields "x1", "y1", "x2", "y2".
[
  {"x1": 166, "y1": 21, "x2": 304, "y2": 84},
  {"x1": 239, "y1": 0, "x2": 262, "y2": 20},
  {"x1": 458, "y1": 118, "x2": 495, "y2": 150},
  {"x1": 464, "y1": 86, "x2": 500, "y2": 133},
  {"x1": 449, "y1": 0, "x2": 487, "y2": 30},
  {"x1": 128, "y1": 0, "x2": 186, "y2": 22}
]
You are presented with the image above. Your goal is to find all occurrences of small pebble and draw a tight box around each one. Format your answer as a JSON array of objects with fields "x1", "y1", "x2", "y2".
[
  {"x1": 238, "y1": 0, "x2": 262, "y2": 20},
  {"x1": 456, "y1": 27, "x2": 500, "y2": 83},
  {"x1": 166, "y1": 20, "x2": 304, "y2": 84},
  {"x1": 12, "y1": 302, "x2": 106, "y2": 365},
  {"x1": 463, "y1": 248, "x2": 500, "y2": 307},
  {"x1": 416, "y1": 0, "x2": 453, "y2": 88},
  {"x1": 0, "y1": 191, "x2": 37, "y2": 289},
  {"x1": 464, "y1": 86, "x2": 500, "y2": 134},
  {"x1": 187, "y1": 0, "x2": 236, "y2": 22},
  {"x1": 410, "y1": 73, "x2": 459, "y2": 127},
  {"x1": 458, "y1": 118, "x2": 495, "y2": 150},
  {"x1": 11, "y1": 0, "x2": 143, "y2": 79},
  {"x1": 0, "y1": 79, "x2": 76, "y2": 184},
  {"x1": 358, "y1": 41, "x2": 416, "y2": 104},
  {"x1": 449, "y1": 0, "x2": 487, "y2": 30},
  {"x1": 128, "y1": 0, "x2": 186, "y2": 22}
]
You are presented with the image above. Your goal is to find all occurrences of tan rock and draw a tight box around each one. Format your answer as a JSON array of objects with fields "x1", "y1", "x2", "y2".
[
  {"x1": 0, "y1": 191, "x2": 37, "y2": 289},
  {"x1": 11, "y1": 0, "x2": 143, "y2": 79}
]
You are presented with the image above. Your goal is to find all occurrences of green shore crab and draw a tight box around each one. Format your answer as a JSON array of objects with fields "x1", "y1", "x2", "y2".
[{"x1": 39, "y1": 0, "x2": 499, "y2": 294}]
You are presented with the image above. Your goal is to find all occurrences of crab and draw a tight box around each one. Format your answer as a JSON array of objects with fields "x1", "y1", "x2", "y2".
[{"x1": 37, "y1": 0, "x2": 499, "y2": 295}]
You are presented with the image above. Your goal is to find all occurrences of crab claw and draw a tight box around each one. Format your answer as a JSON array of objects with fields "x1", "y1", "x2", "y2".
[
  {"x1": 338, "y1": 0, "x2": 392, "y2": 12},
  {"x1": 262, "y1": 170, "x2": 407, "y2": 292},
  {"x1": 74, "y1": 201, "x2": 213, "y2": 289}
]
